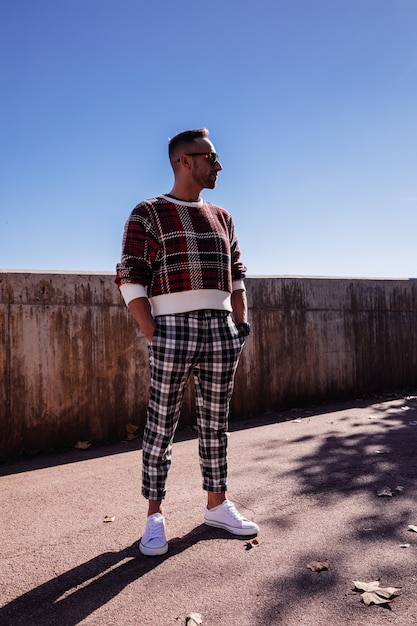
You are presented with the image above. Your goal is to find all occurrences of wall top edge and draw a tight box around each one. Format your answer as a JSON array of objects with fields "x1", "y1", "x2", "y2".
[
  {"x1": 0, "y1": 269, "x2": 115, "y2": 276},
  {"x1": 248, "y1": 275, "x2": 417, "y2": 281},
  {"x1": 1, "y1": 270, "x2": 416, "y2": 282}
]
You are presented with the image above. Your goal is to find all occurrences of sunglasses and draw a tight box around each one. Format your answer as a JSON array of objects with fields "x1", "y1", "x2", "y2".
[{"x1": 177, "y1": 152, "x2": 220, "y2": 165}]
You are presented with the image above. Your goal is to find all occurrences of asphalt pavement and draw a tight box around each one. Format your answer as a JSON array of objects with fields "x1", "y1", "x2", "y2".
[{"x1": 1, "y1": 394, "x2": 417, "y2": 625}]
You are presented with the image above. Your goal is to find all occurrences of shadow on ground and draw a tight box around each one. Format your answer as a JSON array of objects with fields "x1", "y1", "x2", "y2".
[
  {"x1": 0, "y1": 524, "x2": 248, "y2": 626},
  {"x1": 255, "y1": 394, "x2": 417, "y2": 625}
]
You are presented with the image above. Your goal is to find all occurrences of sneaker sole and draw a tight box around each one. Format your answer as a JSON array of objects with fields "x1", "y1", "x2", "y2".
[
  {"x1": 139, "y1": 541, "x2": 168, "y2": 556},
  {"x1": 204, "y1": 519, "x2": 259, "y2": 536}
]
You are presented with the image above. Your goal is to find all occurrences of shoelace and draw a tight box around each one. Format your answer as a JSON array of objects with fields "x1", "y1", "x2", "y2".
[
  {"x1": 224, "y1": 501, "x2": 247, "y2": 521},
  {"x1": 144, "y1": 516, "x2": 165, "y2": 542}
]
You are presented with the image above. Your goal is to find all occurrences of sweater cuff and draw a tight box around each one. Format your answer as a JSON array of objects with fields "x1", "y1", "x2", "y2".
[
  {"x1": 119, "y1": 283, "x2": 148, "y2": 305},
  {"x1": 232, "y1": 279, "x2": 246, "y2": 291}
]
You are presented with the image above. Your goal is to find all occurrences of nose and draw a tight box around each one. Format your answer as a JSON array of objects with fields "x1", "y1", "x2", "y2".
[{"x1": 215, "y1": 160, "x2": 222, "y2": 171}]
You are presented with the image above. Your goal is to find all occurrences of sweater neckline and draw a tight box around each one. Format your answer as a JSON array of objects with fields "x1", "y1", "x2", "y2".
[{"x1": 161, "y1": 194, "x2": 204, "y2": 207}]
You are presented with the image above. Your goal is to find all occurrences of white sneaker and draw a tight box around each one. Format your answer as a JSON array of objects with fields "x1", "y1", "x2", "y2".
[
  {"x1": 204, "y1": 500, "x2": 259, "y2": 536},
  {"x1": 139, "y1": 513, "x2": 168, "y2": 556}
]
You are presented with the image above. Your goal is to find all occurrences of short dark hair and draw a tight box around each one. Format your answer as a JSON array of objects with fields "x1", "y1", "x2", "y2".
[{"x1": 168, "y1": 128, "x2": 209, "y2": 163}]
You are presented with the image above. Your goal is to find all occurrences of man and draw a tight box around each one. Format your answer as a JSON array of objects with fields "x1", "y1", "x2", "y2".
[{"x1": 116, "y1": 128, "x2": 258, "y2": 556}]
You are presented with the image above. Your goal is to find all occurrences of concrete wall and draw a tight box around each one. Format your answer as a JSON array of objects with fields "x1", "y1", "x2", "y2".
[{"x1": 1, "y1": 271, "x2": 417, "y2": 457}]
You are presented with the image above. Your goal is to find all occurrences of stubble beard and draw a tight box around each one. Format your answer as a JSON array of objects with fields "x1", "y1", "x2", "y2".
[{"x1": 191, "y1": 165, "x2": 217, "y2": 190}]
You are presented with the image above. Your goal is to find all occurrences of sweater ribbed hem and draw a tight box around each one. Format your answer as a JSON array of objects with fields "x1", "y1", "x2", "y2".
[
  {"x1": 151, "y1": 290, "x2": 232, "y2": 316},
  {"x1": 119, "y1": 281, "x2": 246, "y2": 314}
]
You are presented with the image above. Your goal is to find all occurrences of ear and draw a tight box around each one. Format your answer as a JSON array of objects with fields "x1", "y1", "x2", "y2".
[{"x1": 179, "y1": 154, "x2": 193, "y2": 170}]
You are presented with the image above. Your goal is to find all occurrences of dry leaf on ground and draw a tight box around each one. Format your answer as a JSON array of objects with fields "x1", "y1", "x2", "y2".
[
  {"x1": 408, "y1": 525, "x2": 417, "y2": 532},
  {"x1": 353, "y1": 580, "x2": 401, "y2": 606},
  {"x1": 125, "y1": 423, "x2": 140, "y2": 440},
  {"x1": 377, "y1": 486, "x2": 393, "y2": 497},
  {"x1": 75, "y1": 441, "x2": 91, "y2": 450},
  {"x1": 185, "y1": 613, "x2": 203, "y2": 625},
  {"x1": 244, "y1": 539, "x2": 259, "y2": 550},
  {"x1": 103, "y1": 515, "x2": 115, "y2": 523},
  {"x1": 307, "y1": 560, "x2": 330, "y2": 572}
]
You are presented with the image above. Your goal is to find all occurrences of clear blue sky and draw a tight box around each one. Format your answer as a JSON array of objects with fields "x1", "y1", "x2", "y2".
[{"x1": 1, "y1": 0, "x2": 416, "y2": 277}]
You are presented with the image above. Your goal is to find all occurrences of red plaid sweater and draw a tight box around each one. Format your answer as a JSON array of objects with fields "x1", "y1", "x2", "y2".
[{"x1": 116, "y1": 195, "x2": 247, "y2": 315}]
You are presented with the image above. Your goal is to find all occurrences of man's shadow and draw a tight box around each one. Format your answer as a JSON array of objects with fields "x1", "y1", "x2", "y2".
[{"x1": 1, "y1": 524, "x2": 237, "y2": 626}]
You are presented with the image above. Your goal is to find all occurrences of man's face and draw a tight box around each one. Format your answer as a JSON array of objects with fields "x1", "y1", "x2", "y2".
[{"x1": 188, "y1": 138, "x2": 223, "y2": 190}]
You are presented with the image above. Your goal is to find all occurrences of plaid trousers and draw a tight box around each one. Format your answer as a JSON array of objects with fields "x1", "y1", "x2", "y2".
[{"x1": 142, "y1": 310, "x2": 246, "y2": 500}]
